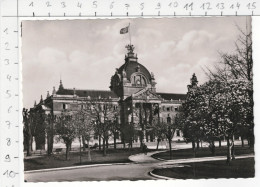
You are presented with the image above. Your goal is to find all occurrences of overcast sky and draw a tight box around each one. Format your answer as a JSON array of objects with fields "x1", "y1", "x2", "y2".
[{"x1": 22, "y1": 17, "x2": 250, "y2": 108}]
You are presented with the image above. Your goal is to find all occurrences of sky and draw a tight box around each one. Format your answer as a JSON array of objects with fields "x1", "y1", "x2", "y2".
[{"x1": 22, "y1": 17, "x2": 251, "y2": 109}]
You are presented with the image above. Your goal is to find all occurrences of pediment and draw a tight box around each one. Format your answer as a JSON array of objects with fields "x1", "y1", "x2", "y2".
[{"x1": 131, "y1": 88, "x2": 161, "y2": 100}]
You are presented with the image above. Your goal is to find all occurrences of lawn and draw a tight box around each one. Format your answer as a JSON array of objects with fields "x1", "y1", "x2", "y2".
[
  {"x1": 152, "y1": 146, "x2": 254, "y2": 160},
  {"x1": 24, "y1": 148, "x2": 153, "y2": 171},
  {"x1": 152, "y1": 158, "x2": 255, "y2": 179}
]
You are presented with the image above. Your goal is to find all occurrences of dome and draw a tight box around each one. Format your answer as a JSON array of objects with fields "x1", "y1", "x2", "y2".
[
  {"x1": 118, "y1": 60, "x2": 152, "y2": 83},
  {"x1": 116, "y1": 44, "x2": 152, "y2": 83}
]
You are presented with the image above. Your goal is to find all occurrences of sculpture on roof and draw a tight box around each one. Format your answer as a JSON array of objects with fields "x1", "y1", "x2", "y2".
[
  {"x1": 125, "y1": 44, "x2": 135, "y2": 53},
  {"x1": 122, "y1": 70, "x2": 127, "y2": 78}
]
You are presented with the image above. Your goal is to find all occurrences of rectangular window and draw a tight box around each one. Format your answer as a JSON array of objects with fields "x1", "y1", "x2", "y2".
[
  {"x1": 167, "y1": 107, "x2": 170, "y2": 111},
  {"x1": 63, "y1": 103, "x2": 67, "y2": 110},
  {"x1": 175, "y1": 107, "x2": 178, "y2": 111}
]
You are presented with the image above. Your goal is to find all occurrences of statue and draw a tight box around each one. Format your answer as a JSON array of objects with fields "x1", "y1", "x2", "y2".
[
  {"x1": 151, "y1": 72, "x2": 155, "y2": 79},
  {"x1": 125, "y1": 44, "x2": 135, "y2": 53},
  {"x1": 122, "y1": 70, "x2": 126, "y2": 78}
]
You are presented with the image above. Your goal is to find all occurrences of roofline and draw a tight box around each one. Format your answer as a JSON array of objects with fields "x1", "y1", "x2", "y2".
[
  {"x1": 157, "y1": 92, "x2": 186, "y2": 95},
  {"x1": 61, "y1": 88, "x2": 112, "y2": 92}
]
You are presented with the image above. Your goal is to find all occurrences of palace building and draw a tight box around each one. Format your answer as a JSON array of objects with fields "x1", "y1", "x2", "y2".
[{"x1": 30, "y1": 44, "x2": 186, "y2": 149}]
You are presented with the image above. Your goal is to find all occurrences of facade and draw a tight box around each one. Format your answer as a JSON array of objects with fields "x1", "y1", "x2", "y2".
[{"x1": 30, "y1": 44, "x2": 186, "y2": 149}]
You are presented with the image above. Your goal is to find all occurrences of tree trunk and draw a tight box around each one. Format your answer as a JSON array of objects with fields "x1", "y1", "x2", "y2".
[
  {"x1": 156, "y1": 139, "x2": 160, "y2": 150},
  {"x1": 209, "y1": 141, "x2": 215, "y2": 156},
  {"x1": 103, "y1": 138, "x2": 107, "y2": 156},
  {"x1": 140, "y1": 132, "x2": 144, "y2": 148},
  {"x1": 47, "y1": 131, "x2": 53, "y2": 156},
  {"x1": 87, "y1": 140, "x2": 91, "y2": 161},
  {"x1": 79, "y1": 137, "x2": 82, "y2": 164},
  {"x1": 114, "y1": 134, "x2": 117, "y2": 149},
  {"x1": 106, "y1": 138, "x2": 109, "y2": 149},
  {"x1": 231, "y1": 138, "x2": 235, "y2": 160},
  {"x1": 82, "y1": 136, "x2": 86, "y2": 151},
  {"x1": 219, "y1": 138, "x2": 221, "y2": 147},
  {"x1": 226, "y1": 136, "x2": 231, "y2": 165},
  {"x1": 196, "y1": 141, "x2": 200, "y2": 149},
  {"x1": 65, "y1": 143, "x2": 70, "y2": 160},
  {"x1": 69, "y1": 142, "x2": 72, "y2": 151},
  {"x1": 27, "y1": 135, "x2": 32, "y2": 156},
  {"x1": 241, "y1": 137, "x2": 244, "y2": 147},
  {"x1": 192, "y1": 141, "x2": 196, "y2": 157},
  {"x1": 88, "y1": 148, "x2": 91, "y2": 161},
  {"x1": 249, "y1": 133, "x2": 254, "y2": 148},
  {"x1": 129, "y1": 138, "x2": 133, "y2": 149},
  {"x1": 168, "y1": 139, "x2": 172, "y2": 159},
  {"x1": 98, "y1": 136, "x2": 101, "y2": 150}
]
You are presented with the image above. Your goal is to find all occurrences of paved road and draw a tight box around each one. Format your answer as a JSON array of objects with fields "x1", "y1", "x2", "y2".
[
  {"x1": 24, "y1": 151, "x2": 254, "y2": 182},
  {"x1": 25, "y1": 163, "x2": 159, "y2": 182}
]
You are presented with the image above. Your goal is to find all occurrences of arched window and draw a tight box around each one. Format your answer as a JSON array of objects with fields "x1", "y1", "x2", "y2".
[
  {"x1": 132, "y1": 74, "x2": 147, "y2": 86},
  {"x1": 167, "y1": 117, "x2": 171, "y2": 124},
  {"x1": 141, "y1": 77, "x2": 146, "y2": 85}
]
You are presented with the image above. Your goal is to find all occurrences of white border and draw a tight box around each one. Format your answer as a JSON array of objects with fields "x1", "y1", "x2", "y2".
[{"x1": 19, "y1": 16, "x2": 260, "y2": 187}]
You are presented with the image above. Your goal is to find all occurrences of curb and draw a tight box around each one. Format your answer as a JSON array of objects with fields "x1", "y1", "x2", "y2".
[
  {"x1": 25, "y1": 162, "x2": 132, "y2": 174},
  {"x1": 163, "y1": 154, "x2": 254, "y2": 163},
  {"x1": 128, "y1": 150, "x2": 168, "y2": 162},
  {"x1": 149, "y1": 171, "x2": 175, "y2": 180}
]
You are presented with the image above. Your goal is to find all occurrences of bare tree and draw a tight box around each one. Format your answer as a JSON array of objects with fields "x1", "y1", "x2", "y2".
[
  {"x1": 55, "y1": 111, "x2": 77, "y2": 160},
  {"x1": 23, "y1": 108, "x2": 32, "y2": 156}
]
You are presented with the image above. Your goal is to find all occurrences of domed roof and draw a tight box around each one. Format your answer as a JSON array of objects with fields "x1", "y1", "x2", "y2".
[
  {"x1": 117, "y1": 44, "x2": 152, "y2": 82},
  {"x1": 118, "y1": 60, "x2": 152, "y2": 82}
]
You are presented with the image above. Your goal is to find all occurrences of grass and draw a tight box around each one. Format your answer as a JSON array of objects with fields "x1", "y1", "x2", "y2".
[
  {"x1": 152, "y1": 145, "x2": 254, "y2": 160},
  {"x1": 24, "y1": 148, "x2": 154, "y2": 171},
  {"x1": 152, "y1": 158, "x2": 255, "y2": 179}
]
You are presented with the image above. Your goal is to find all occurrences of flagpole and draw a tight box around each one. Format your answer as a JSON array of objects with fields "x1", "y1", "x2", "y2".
[{"x1": 128, "y1": 23, "x2": 131, "y2": 45}]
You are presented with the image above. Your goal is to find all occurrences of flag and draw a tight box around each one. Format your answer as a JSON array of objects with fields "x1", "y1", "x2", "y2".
[{"x1": 120, "y1": 26, "x2": 129, "y2": 34}]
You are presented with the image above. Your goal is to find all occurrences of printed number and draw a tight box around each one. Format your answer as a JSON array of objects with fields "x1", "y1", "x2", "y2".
[
  {"x1": 169, "y1": 2, "x2": 178, "y2": 8},
  {"x1": 8, "y1": 106, "x2": 12, "y2": 113},
  {"x1": 140, "y1": 3, "x2": 144, "y2": 10},
  {"x1": 230, "y1": 3, "x2": 240, "y2": 9},
  {"x1": 184, "y1": 3, "x2": 193, "y2": 11},
  {"x1": 4, "y1": 28, "x2": 8, "y2": 34},
  {"x1": 6, "y1": 90, "x2": 11, "y2": 98},
  {"x1": 125, "y1": 4, "x2": 130, "y2": 10},
  {"x1": 4, "y1": 59, "x2": 10, "y2": 65},
  {"x1": 6, "y1": 121, "x2": 11, "y2": 129},
  {"x1": 3, "y1": 170, "x2": 16, "y2": 178},
  {"x1": 6, "y1": 138, "x2": 11, "y2": 146},
  {"x1": 5, "y1": 155, "x2": 11, "y2": 162},
  {"x1": 247, "y1": 2, "x2": 256, "y2": 9},
  {"x1": 61, "y1": 2, "x2": 66, "y2": 8},
  {"x1": 110, "y1": 2, "x2": 114, "y2": 9},
  {"x1": 155, "y1": 2, "x2": 161, "y2": 9},
  {"x1": 200, "y1": 2, "x2": 212, "y2": 10},
  {"x1": 5, "y1": 42, "x2": 10, "y2": 50},
  {"x1": 77, "y1": 2, "x2": 82, "y2": 8},
  {"x1": 7, "y1": 74, "x2": 12, "y2": 81},
  {"x1": 93, "y1": 1, "x2": 97, "y2": 8},
  {"x1": 46, "y1": 1, "x2": 51, "y2": 7},
  {"x1": 216, "y1": 3, "x2": 225, "y2": 10}
]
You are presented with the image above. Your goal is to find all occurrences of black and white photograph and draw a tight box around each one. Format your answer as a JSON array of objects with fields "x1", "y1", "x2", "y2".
[{"x1": 22, "y1": 17, "x2": 254, "y2": 182}]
